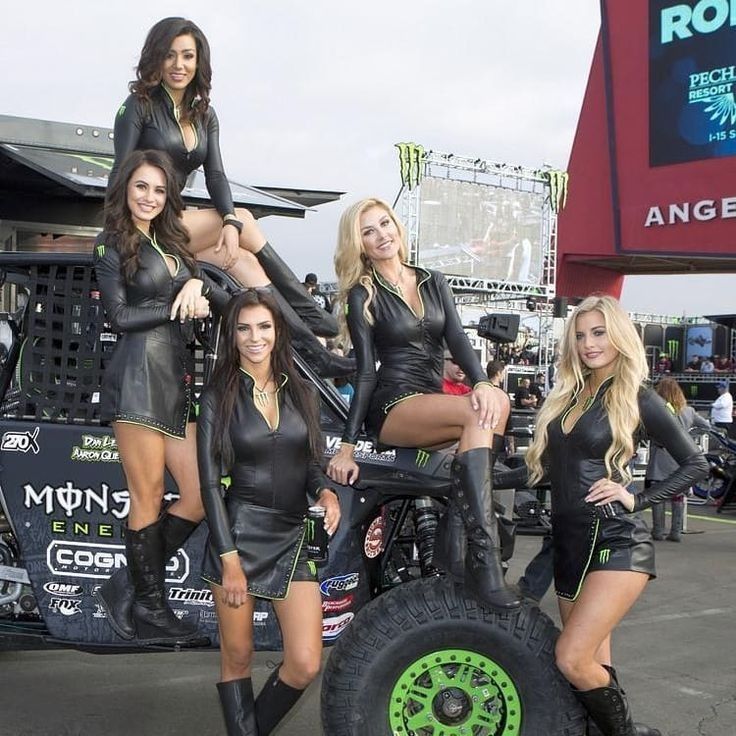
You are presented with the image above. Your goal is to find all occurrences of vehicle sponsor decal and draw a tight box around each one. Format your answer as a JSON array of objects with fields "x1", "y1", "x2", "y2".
[
  {"x1": 70, "y1": 435, "x2": 120, "y2": 463},
  {"x1": 50, "y1": 520, "x2": 117, "y2": 538},
  {"x1": 48, "y1": 597, "x2": 82, "y2": 616},
  {"x1": 46, "y1": 540, "x2": 189, "y2": 582},
  {"x1": 169, "y1": 587, "x2": 214, "y2": 607},
  {"x1": 253, "y1": 611, "x2": 269, "y2": 624},
  {"x1": 199, "y1": 610, "x2": 217, "y2": 622},
  {"x1": 321, "y1": 595, "x2": 354, "y2": 614},
  {"x1": 322, "y1": 612, "x2": 354, "y2": 640},
  {"x1": 1, "y1": 427, "x2": 40, "y2": 454},
  {"x1": 42, "y1": 581, "x2": 83, "y2": 597},
  {"x1": 91, "y1": 585, "x2": 107, "y2": 619},
  {"x1": 324, "y1": 435, "x2": 396, "y2": 464},
  {"x1": 24, "y1": 482, "x2": 180, "y2": 520},
  {"x1": 320, "y1": 573, "x2": 359, "y2": 597},
  {"x1": 363, "y1": 516, "x2": 384, "y2": 559},
  {"x1": 415, "y1": 449, "x2": 430, "y2": 468}
]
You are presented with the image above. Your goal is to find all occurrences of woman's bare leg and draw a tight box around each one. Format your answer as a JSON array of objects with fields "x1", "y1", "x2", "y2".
[
  {"x1": 163, "y1": 422, "x2": 205, "y2": 523},
  {"x1": 112, "y1": 422, "x2": 166, "y2": 530},
  {"x1": 555, "y1": 570, "x2": 649, "y2": 691},
  {"x1": 212, "y1": 585, "x2": 256, "y2": 681}
]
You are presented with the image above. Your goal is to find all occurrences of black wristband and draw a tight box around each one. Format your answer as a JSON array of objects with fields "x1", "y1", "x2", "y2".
[{"x1": 223, "y1": 218, "x2": 243, "y2": 234}]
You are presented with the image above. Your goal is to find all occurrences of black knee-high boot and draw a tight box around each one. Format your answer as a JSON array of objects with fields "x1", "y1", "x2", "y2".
[
  {"x1": 254, "y1": 665, "x2": 305, "y2": 736},
  {"x1": 126, "y1": 518, "x2": 199, "y2": 643},
  {"x1": 260, "y1": 286, "x2": 355, "y2": 378},
  {"x1": 650, "y1": 503, "x2": 666, "y2": 541},
  {"x1": 256, "y1": 242, "x2": 339, "y2": 338},
  {"x1": 217, "y1": 678, "x2": 257, "y2": 736},
  {"x1": 95, "y1": 512, "x2": 199, "y2": 640},
  {"x1": 434, "y1": 448, "x2": 521, "y2": 609},
  {"x1": 575, "y1": 666, "x2": 661, "y2": 736}
]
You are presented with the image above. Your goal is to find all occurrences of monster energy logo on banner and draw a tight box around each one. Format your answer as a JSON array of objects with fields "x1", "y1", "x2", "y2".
[
  {"x1": 395, "y1": 142, "x2": 426, "y2": 190},
  {"x1": 666, "y1": 339, "x2": 680, "y2": 361},
  {"x1": 415, "y1": 449, "x2": 430, "y2": 468},
  {"x1": 690, "y1": 385, "x2": 698, "y2": 398},
  {"x1": 539, "y1": 169, "x2": 569, "y2": 214},
  {"x1": 598, "y1": 548, "x2": 611, "y2": 565}
]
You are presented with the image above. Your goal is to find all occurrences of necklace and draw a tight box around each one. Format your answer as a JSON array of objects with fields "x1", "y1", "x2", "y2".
[
  {"x1": 253, "y1": 376, "x2": 276, "y2": 407},
  {"x1": 384, "y1": 264, "x2": 404, "y2": 295}
]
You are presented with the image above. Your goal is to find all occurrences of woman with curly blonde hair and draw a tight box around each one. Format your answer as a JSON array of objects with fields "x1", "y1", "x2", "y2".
[
  {"x1": 526, "y1": 295, "x2": 707, "y2": 736},
  {"x1": 327, "y1": 197, "x2": 520, "y2": 610}
]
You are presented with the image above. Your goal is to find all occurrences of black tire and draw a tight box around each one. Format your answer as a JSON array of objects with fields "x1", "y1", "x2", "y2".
[{"x1": 321, "y1": 577, "x2": 585, "y2": 736}]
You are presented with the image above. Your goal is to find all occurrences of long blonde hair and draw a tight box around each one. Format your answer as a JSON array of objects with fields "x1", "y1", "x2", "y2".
[
  {"x1": 333, "y1": 197, "x2": 409, "y2": 345},
  {"x1": 526, "y1": 295, "x2": 648, "y2": 486}
]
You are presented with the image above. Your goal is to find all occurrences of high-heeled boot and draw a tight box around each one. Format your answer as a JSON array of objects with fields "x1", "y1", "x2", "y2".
[
  {"x1": 126, "y1": 518, "x2": 199, "y2": 643},
  {"x1": 95, "y1": 512, "x2": 199, "y2": 640},
  {"x1": 434, "y1": 448, "x2": 521, "y2": 609},
  {"x1": 217, "y1": 678, "x2": 257, "y2": 736},
  {"x1": 575, "y1": 666, "x2": 661, "y2": 736},
  {"x1": 650, "y1": 504, "x2": 666, "y2": 541},
  {"x1": 254, "y1": 665, "x2": 305, "y2": 735},
  {"x1": 256, "y1": 242, "x2": 339, "y2": 338},
  {"x1": 667, "y1": 496, "x2": 684, "y2": 542},
  {"x1": 260, "y1": 286, "x2": 355, "y2": 378}
]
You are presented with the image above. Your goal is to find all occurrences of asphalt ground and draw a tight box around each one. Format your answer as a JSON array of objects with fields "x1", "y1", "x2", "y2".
[{"x1": 1, "y1": 503, "x2": 734, "y2": 736}]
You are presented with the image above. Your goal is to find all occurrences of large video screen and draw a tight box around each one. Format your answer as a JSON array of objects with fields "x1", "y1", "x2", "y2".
[
  {"x1": 417, "y1": 177, "x2": 545, "y2": 284},
  {"x1": 650, "y1": 0, "x2": 736, "y2": 166}
]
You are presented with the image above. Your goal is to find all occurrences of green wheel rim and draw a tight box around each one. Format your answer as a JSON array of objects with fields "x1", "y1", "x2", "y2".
[{"x1": 388, "y1": 648, "x2": 522, "y2": 735}]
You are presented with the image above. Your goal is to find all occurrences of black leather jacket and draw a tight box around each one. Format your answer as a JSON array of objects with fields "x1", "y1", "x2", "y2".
[
  {"x1": 198, "y1": 372, "x2": 331, "y2": 555},
  {"x1": 108, "y1": 86, "x2": 234, "y2": 217},
  {"x1": 342, "y1": 267, "x2": 487, "y2": 445},
  {"x1": 546, "y1": 380, "x2": 709, "y2": 518}
]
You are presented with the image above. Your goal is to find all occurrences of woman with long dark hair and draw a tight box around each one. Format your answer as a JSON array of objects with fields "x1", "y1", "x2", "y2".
[
  {"x1": 326, "y1": 197, "x2": 520, "y2": 610},
  {"x1": 198, "y1": 289, "x2": 340, "y2": 735},
  {"x1": 109, "y1": 16, "x2": 352, "y2": 377},
  {"x1": 525, "y1": 295, "x2": 708, "y2": 736},
  {"x1": 93, "y1": 149, "x2": 229, "y2": 643}
]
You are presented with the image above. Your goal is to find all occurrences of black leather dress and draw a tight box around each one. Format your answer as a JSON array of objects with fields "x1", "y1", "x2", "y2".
[
  {"x1": 109, "y1": 86, "x2": 234, "y2": 216},
  {"x1": 198, "y1": 371, "x2": 330, "y2": 598},
  {"x1": 546, "y1": 379, "x2": 708, "y2": 600},
  {"x1": 341, "y1": 266, "x2": 487, "y2": 445},
  {"x1": 94, "y1": 231, "x2": 226, "y2": 438}
]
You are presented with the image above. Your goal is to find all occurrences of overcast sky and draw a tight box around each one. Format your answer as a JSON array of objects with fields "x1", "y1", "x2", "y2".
[{"x1": 4, "y1": 1, "x2": 735, "y2": 317}]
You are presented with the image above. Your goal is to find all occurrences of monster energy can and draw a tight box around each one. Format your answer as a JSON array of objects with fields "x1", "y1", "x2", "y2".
[{"x1": 307, "y1": 506, "x2": 328, "y2": 564}]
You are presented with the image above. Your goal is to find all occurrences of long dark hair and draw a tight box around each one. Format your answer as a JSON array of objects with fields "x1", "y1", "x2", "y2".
[
  {"x1": 130, "y1": 17, "x2": 212, "y2": 122},
  {"x1": 210, "y1": 290, "x2": 324, "y2": 466},
  {"x1": 103, "y1": 149, "x2": 197, "y2": 282}
]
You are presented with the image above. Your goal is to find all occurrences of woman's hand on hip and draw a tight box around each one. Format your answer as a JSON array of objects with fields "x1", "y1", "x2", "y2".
[
  {"x1": 585, "y1": 478, "x2": 635, "y2": 513},
  {"x1": 327, "y1": 446, "x2": 360, "y2": 485},
  {"x1": 214, "y1": 224, "x2": 240, "y2": 271},
  {"x1": 221, "y1": 556, "x2": 249, "y2": 608},
  {"x1": 316, "y1": 489, "x2": 341, "y2": 535},
  {"x1": 470, "y1": 383, "x2": 508, "y2": 430},
  {"x1": 171, "y1": 279, "x2": 204, "y2": 322}
]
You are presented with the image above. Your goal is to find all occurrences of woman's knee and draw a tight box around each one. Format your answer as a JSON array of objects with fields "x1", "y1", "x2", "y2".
[
  {"x1": 554, "y1": 636, "x2": 587, "y2": 682},
  {"x1": 220, "y1": 641, "x2": 254, "y2": 676},
  {"x1": 282, "y1": 650, "x2": 322, "y2": 689}
]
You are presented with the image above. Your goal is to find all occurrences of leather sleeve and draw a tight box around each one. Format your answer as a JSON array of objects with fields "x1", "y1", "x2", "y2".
[
  {"x1": 203, "y1": 108, "x2": 235, "y2": 217},
  {"x1": 108, "y1": 95, "x2": 143, "y2": 193},
  {"x1": 436, "y1": 272, "x2": 486, "y2": 386},
  {"x1": 306, "y1": 462, "x2": 335, "y2": 506},
  {"x1": 341, "y1": 285, "x2": 377, "y2": 445},
  {"x1": 93, "y1": 236, "x2": 171, "y2": 332},
  {"x1": 198, "y1": 269, "x2": 232, "y2": 314},
  {"x1": 197, "y1": 389, "x2": 237, "y2": 555},
  {"x1": 633, "y1": 389, "x2": 710, "y2": 512}
]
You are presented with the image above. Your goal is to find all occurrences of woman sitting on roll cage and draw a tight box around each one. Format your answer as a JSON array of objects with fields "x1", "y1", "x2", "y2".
[
  {"x1": 198, "y1": 289, "x2": 340, "y2": 735},
  {"x1": 326, "y1": 197, "x2": 521, "y2": 610},
  {"x1": 93, "y1": 149, "x2": 230, "y2": 643},
  {"x1": 525, "y1": 295, "x2": 708, "y2": 736},
  {"x1": 109, "y1": 16, "x2": 352, "y2": 378}
]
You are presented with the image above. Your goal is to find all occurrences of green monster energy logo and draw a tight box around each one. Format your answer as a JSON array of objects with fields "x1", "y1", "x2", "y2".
[
  {"x1": 539, "y1": 169, "x2": 569, "y2": 214},
  {"x1": 307, "y1": 560, "x2": 317, "y2": 577},
  {"x1": 395, "y1": 142, "x2": 426, "y2": 190},
  {"x1": 690, "y1": 385, "x2": 698, "y2": 398},
  {"x1": 306, "y1": 517, "x2": 316, "y2": 542},
  {"x1": 415, "y1": 449, "x2": 430, "y2": 468},
  {"x1": 117, "y1": 104, "x2": 126, "y2": 117},
  {"x1": 598, "y1": 548, "x2": 611, "y2": 565},
  {"x1": 666, "y1": 340, "x2": 679, "y2": 361},
  {"x1": 95, "y1": 244, "x2": 105, "y2": 257}
]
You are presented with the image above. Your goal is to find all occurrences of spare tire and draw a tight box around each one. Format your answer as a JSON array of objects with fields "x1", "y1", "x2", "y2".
[{"x1": 321, "y1": 577, "x2": 585, "y2": 736}]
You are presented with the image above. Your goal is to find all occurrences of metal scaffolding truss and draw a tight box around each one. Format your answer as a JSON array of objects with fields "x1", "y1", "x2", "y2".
[{"x1": 396, "y1": 150, "x2": 557, "y2": 301}]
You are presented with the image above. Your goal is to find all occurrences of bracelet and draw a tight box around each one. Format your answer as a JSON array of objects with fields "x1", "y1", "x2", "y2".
[
  {"x1": 339, "y1": 441, "x2": 356, "y2": 450},
  {"x1": 223, "y1": 218, "x2": 243, "y2": 234},
  {"x1": 201, "y1": 283, "x2": 212, "y2": 298},
  {"x1": 219, "y1": 550, "x2": 238, "y2": 559}
]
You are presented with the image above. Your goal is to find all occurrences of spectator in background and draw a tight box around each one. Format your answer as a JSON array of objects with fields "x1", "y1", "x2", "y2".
[
  {"x1": 656, "y1": 353, "x2": 672, "y2": 374},
  {"x1": 442, "y1": 350, "x2": 472, "y2": 396},
  {"x1": 685, "y1": 355, "x2": 701, "y2": 372},
  {"x1": 700, "y1": 355, "x2": 715, "y2": 373},
  {"x1": 530, "y1": 371, "x2": 546, "y2": 406},
  {"x1": 715, "y1": 355, "x2": 732, "y2": 372},
  {"x1": 514, "y1": 377, "x2": 537, "y2": 410},
  {"x1": 711, "y1": 380, "x2": 733, "y2": 436},
  {"x1": 486, "y1": 360, "x2": 506, "y2": 389},
  {"x1": 304, "y1": 273, "x2": 332, "y2": 314}
]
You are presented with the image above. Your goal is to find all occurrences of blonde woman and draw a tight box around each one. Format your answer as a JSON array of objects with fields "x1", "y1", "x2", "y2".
[
  {"x1": 526, "y1": 295, "x2": 707, "y2": 736},
  {"x1": 326, "y1": 197, "x2": 519, "y2": 610}
]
